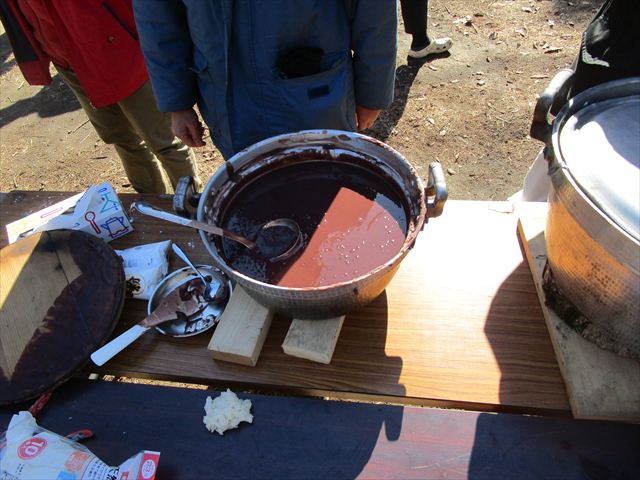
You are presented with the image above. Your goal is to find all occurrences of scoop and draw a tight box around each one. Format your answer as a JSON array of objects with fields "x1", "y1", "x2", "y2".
[
  {"x1": 90, "y1": 278, "x2": 207, "y2": 366},
  {"x1": 132, "y1": 201, "x2": 302, "y2": 262}
]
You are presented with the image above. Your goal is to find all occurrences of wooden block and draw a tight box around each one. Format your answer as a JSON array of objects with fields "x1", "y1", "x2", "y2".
[
  {"x1": 207, "y1": 286, "x2": 273, "y2": 366},
  {"x1": 517, "y1": 202, "x2": 640, "y2": 422},
  {"x1": 282, "y1": 316, "x2": 345, "y2": 364}
]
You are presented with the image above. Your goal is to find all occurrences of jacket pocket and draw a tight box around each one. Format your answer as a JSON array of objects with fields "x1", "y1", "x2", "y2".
[{"x1": 267, "y1": 53, "x2": 356, "y2": 132}]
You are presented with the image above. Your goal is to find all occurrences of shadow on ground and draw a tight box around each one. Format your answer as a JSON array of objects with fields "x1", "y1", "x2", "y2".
[
  {"x1": 367, "y1": 52, "x2": 450, "y2": 142},
  {"x1": 0, "y1": 33, "x2": 15, "y2": 76},
  {"x1": 0, "y1": 74, "x2": 80, "y2": 129},
  {"x1": 552, "y1": 0, "x2": 602, "y2": 17}
]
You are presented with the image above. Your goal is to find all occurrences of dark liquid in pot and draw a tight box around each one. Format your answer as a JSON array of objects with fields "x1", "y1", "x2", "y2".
[{"x1": 219, "y1": 161, "x2": 408, "y2": 287}]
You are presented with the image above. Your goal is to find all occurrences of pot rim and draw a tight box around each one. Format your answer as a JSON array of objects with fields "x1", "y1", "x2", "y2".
[{"x1": 549, "y1": 77, "x2": 640, "y2": 243}]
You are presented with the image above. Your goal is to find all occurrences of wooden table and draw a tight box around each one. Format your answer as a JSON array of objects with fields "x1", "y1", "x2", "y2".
[
  {"x1": 2, "y1": 191, "x2": 637, "y2": 479},
  {"x1": 0, "y1": 192, "x2": 568, "y2": 415}
]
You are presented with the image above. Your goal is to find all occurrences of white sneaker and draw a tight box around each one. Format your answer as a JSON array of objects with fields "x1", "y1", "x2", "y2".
[{"x1": 408, "y1": 37, "x2": 453, "y2": 58}]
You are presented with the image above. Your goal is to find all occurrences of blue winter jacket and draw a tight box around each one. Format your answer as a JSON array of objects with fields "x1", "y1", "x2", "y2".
[{"x1": 133, "y1": 0, "x2": 397, "y2": 159}]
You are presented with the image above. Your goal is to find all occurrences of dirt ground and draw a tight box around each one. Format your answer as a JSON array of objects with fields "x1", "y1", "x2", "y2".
[{"x1": 0, "y1": 0, "x2": 601, "y2": 200}]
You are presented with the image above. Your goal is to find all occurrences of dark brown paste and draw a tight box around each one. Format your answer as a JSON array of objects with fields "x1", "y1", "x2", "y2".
[{"x1": 218, "y1": 161, "x2": 408, "y2": 287}]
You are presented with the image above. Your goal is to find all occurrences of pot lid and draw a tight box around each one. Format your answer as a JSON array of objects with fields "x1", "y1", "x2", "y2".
[{"x1": 558, "y1": 95, "x2": 640, "y2": 240}]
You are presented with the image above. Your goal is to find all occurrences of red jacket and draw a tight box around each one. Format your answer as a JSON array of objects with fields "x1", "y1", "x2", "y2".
[{"x1": 0, "y1": 0, "x2": 148, "y2": 108}]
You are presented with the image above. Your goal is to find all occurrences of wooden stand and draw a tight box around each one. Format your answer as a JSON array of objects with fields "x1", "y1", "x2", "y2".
[
  {"x1": 282, "y1": 316, "x2": 345, "y2": 364},
  {"x1": 207, "y1": 286, "x2": 273, "y2": 366},
  {"x1": 207, "y1": 286, "x2": 345, "y2": 366},
  {"x1": 517, "y1": 203, "x2": 640, "y2": 421}
]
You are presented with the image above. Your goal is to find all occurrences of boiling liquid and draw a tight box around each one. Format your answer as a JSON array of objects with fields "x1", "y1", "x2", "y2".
[{"x1": 220, "y1": 161, "x2": 408, "y2": 287}]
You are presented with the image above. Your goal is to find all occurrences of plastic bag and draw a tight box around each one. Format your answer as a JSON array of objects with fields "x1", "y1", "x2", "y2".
[
  {"x1": 115, "y1": 240, "x2": 171, "y2": 300},
  {"x1": 0, "y1": 411, "x2": 160, "y2": 480}
]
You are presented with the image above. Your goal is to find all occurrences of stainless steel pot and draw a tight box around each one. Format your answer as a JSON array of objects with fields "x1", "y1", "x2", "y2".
[
  {"x1": 178, "y1": 130, "x2": 447, "y2": 319},
  {"x1": 532, "y1": 75, "x2": 640, "y2": 358}
]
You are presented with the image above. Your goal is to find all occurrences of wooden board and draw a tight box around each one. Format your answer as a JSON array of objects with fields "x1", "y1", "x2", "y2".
[
  {"x1": 517, "y1": 202, "x2": 640, "y2": 421},
  {"x1": 2, "y1": 379, "x2": 639, "y2": 479},
  {"x1": 0, "y1": 230, "x2": 125, "y2": 404},
  {"x1": 1, "y1": 194, "x2": 572, "y2": 414},
  {"x1": 282, "y1": 316, "x2": 345, "y2": 364},
  {"x1": 207, "y1": 286, "x2": 273, "y2": 366}
]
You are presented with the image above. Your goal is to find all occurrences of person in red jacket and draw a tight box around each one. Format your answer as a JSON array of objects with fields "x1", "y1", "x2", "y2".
[{"x1": 0, "y1": 0, "x2": 202, "y2": 194}]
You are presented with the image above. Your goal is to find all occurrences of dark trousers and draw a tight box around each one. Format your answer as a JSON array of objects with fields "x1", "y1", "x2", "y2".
[{"x1": 399, "y1": 0, "x2": 429, "y2": 36}]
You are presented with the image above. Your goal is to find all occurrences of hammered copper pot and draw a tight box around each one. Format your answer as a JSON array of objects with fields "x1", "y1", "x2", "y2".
[{"x1": 534, "y1": 76, "x2": 640, "y2": 357}]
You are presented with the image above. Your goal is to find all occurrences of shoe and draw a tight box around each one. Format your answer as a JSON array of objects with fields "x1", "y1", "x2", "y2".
[{"x1": 408, "y1": 37, "x2": 453, "y2": 58}]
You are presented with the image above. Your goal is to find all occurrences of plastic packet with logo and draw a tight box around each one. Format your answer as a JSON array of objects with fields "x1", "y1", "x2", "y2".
[
  {"x1": 0, "y1": 411, "x2": 160, "y2": 480},
  {"x1": 115, "y1": 240, "x2": 171, "y2": 300}
]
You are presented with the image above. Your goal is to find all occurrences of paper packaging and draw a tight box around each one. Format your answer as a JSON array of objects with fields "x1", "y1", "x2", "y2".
[
  {"x1": 1, "y1": 411, "x2": 160, "y2": 480},
  {"x1": 5, "y1": 182, "x2": 133, "y2": 244},
  {"x1": 115, "y1": 241, "x2": 171, "y2": 300}
]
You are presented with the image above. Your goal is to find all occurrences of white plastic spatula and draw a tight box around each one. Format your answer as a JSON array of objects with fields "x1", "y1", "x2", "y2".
[{"x1": 91, "y1": 280, "x2": 206, "y2": 366}]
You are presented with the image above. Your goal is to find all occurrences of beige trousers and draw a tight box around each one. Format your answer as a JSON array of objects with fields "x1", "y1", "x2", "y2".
[{"x1": 55, "y1": 67, "x2": 202, "y2": 194}]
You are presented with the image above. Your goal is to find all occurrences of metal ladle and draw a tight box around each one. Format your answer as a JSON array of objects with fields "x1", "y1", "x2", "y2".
[{"x1": 132, "y1": 201, "x2": 303, "y2": 262}]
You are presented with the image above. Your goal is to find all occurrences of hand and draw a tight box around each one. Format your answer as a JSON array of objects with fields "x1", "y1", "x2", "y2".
[
  {"x1": 355, "y1": 105, "x2": 381, "y2": 131},
  {"x1": 170, "y1": 109, "x2": 206, "y2": 147}
]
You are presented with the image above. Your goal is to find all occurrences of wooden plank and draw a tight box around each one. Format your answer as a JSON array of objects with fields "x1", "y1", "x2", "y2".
[
  {"x1": 282, "y1": 316, "x2": 345, "y2": 364},
  {"x1": 1, "y1": 193, "x2": 571, "y2": 414},
  {"x1": 2, "y1": 379, "x2": 639, "y2": 480},
  {"x1": 207, "y1": 286, "x2": 273, "y2": 366},
  {"x1": 517, "y1": 202, "x2": 640, "y2": 421}
]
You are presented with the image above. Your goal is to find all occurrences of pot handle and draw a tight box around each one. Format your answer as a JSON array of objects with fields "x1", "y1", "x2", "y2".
[
  {"x1": 173, "y1": 176, "x2": 201, "y2": 219},
  {"x1": 530, "y1": 68, "x2": 575, "y2": 144},
  {"x1": 425, "y1": 162, "x2": 448, "y2": 219}
]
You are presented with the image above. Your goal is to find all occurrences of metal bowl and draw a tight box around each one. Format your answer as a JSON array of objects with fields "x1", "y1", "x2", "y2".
[
  {"x1": 195, "y1": 130, "x2": 447, "y2": 319},
  {"x1": 147, "y1": 265, "x2": 233, "y2": 337}
]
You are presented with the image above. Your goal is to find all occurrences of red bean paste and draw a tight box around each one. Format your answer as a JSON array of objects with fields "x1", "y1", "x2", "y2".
[{"x1": 219, "y1": 161, "x2": 408, "y2": 288}]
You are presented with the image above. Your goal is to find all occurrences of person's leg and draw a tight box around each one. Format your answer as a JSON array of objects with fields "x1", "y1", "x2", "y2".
[
  {"x1": 400, "y1": 0, "x2": 453, "y2": 59},
  {"x1": 54, "y1": 67, "x2": 170, "y2": 193},
  {"x1": 399, "y1": 0, "x2": 430, "y2": 50},
  {"x1": 116, "y1": 81, "x2": 203, "y2": 191}
]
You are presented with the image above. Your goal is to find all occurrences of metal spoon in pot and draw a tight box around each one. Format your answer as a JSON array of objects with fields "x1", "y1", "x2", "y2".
[{"x1": 132, "y1": 201, "x2": 303, "y2": 262}]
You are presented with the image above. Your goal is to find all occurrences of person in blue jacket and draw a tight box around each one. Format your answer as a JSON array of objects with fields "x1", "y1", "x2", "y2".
[{"x1": 133, "y1": 0, "x2": 397, "y2": 159}]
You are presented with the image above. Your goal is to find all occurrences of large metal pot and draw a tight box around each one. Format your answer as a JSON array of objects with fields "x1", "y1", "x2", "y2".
[
  {"x1": 182, "y1": 130, "x2": 447, "y2": 319},
  {"x1": 532, "y1": 76, "x2": 640, "y2": 358}
]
